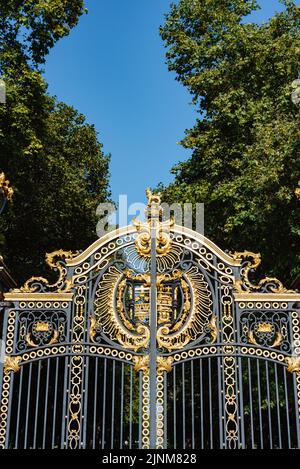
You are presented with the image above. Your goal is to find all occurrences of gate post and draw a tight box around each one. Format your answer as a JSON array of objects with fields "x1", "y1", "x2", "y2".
[
  {"x1": 66, "y1": 285, "x2": 86, "y2": 449},
  {"x1": 149, "y1": 199, "x2": 158, "y2": 449},
  {"x1": 220, "y1": 285, "x2": 240, "y2": 449}
]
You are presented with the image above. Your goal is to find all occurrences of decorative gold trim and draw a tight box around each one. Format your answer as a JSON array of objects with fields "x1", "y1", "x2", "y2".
[
  {"x1": 234, "y1": 293, "x2": 300, "y2": 301},
  {"x1": 12, "y1": 250, "x2": 79, "y2": 294},
  {"x1": 25, "y1": 333, "x2": 36, "y2": 348},
  {"x1": 134, "y1": 354, "x2": 174, "y2": 376},
  {"x1": 67, "y1": 286, "x2": 86, "y2": 449},
  {"x1": 25, "y1": 329, "x2": 59, "y2": 348},
  {"x1": 4, "y1": 292, "x2": 73, "y2": 301},
  {"x1": 0, "y1": 373, "x2": 11, "y2": 448},
  {"x1": 64, "y1": 225, "x2": 242, "y2": 270},
  {"x1": 35, "y1": 322, "x2": 50, "y2": 332},
  {"x1": 89, "y1": 316, "x2": 97, "y2": 342},
  {"x1": 157, "y1": 268, "x2": 213, "y2": 351},
  {"x1": 133, "y1": 355, "x2": 150, "y2": 372},
  {"x1": 286, "y1": 356, "x2": 300, "y2": 374},
  {"x1": 272, "y1": 332, "x2": 283, "y2": 348},
  {"x1": 141, "y1": 369, "x2": 150, "y2": 449},
  {"x1": 248, "y1": 330, "x2": 283, "y2": 348},
  {"x1": 173, "y1": 345, "x2": 218, "y2": 362},
  {"x1": 257, "y1": 322, "x2": 273, "y2": 333},
  {"x1": 4, "y1": 356, "x2": 21, "y2": 374},
  {"x1": 209, "y1": 315, "x2": 218, "y2": 343},
  {"x1": 156, "y1": 371, "x2": 165, "y2": 449},
  {"x1": 0, "y1": 172, "x2": 13, "y2": 201},
  {"x1": 232, "y1": 251, "x2": 293, "y2": 294},
  {"x1": 157, "y1": 356, "x2": 174, "y2": 373},
  {"x1": 93, "y1": 266, "x2": 150, "y2": 351},
  {"x1": 248, "y1": 330, "x2": 258, "y2": 346}
]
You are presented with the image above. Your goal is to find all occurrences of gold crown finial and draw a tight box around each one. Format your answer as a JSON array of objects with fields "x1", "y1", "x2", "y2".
[
  {"x1": 145, "y1": 188, "x2": 162, "y2": 220},
  {"x1": 146, "y1": 188, "x2": 161, "y2": 206},
  {"x1": 132, "y1": 189, "x2": 174, "y2": 257}
]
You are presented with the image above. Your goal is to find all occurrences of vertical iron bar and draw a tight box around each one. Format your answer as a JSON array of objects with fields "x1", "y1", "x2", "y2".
[
  {"x1": 265, "y1": 361, "x2": 273, "y2": 449},
  {"x1": 92, "y1": 358, "x2": 98, "y2": 449},
  {"x1": 283, "y1": 367, "x2": 291, "y2": 448},
  {"x1": 237, "y1": 357, "x2": 245, "y2": 449},
  {"x1": 42, "y1": 359, "x2": 50, "y2": 449},
  {"x1": 24, "y1": 363, "x2": 33, "y2": 449},
  {"x1": 218, "y1": 356, "x2": 223, "y2": 450},
  {"x1": 173, "y1": 366, "x2": 176, "y2": 449},
  {"x1": 82, "y1": 356, "x2": 89, "y2": 449},
  {"x1": 4, "y1": 373, "x2": 14, "y2": 449},
  {"x1": 257, "y1": 360, "x2": 263, "y2": 449},
  {"x1": 221, "y1": 360, "x2": 227, "y2": 449},
  {"x1": 111, "y1": 360, "x2": 116, "y2": 448},
  {"x1": 33, "y1": 361, "x2": 42, "y2": 449},
  {"x1": 51, "y1": 357, "x2": 59, "y2": 449},
  {"x1": 199, "y1": 360, "x2": 204, "y2": 449},
  {"x1": 139, "y1": 370, "x2": 142, "y2": 449},
  {"x1": 120, "y1": 362, "x2": 124, "y2": 449},
  {"x1": 208, "y1": 357, "x2": 213, "y2": 449},
  {"x1": 274, "y1": 363, "x2": 282, "y2": 449},
  {"x1": 60, "y1": 356, "x2": 69, "y2": 449},
  {"x1": 191, "y1": 360, "x2": 195, "y2": 449},
  {"x1": 149, "y1": 206, "x2": 157, "y2": 449},
  {"x1": 182, "y1": 363, "x2": 186, "y2": 449},
  {"x1": 247, "y1": 358, "x2": 255, "y2": 448},
  {"x1": 101, "y1": 358, "x2": 107, "y2": 449},
  {"x1": 164, "y1": 371, "x2": 167, "y2": 449},
  {"x1": 129, "y1": 365, "x2": 133, "y2": 449},
  {"x1": 14, "y1": 367, "x2": 23, "y2": 449},
  {"x1": 293, "y1": 373, "x2": 300, "y2": 449}
]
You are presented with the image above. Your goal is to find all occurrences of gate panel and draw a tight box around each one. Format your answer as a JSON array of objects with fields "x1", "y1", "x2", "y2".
[
  {"x1": 239, "y1": 356, "x2": 299, "y2": 449},
  {"x1": 2, "y1": 190, "x2": 300, "y2": 449},
  {"x1": 6, "y1": 357, "x2": 68, "y2": 449},
  {"x1": 82, "y1": 357, "x2": 142, "y2": 449},
  {"x1": 165, "y1": 357, "x2": 222, "y2": 449}
]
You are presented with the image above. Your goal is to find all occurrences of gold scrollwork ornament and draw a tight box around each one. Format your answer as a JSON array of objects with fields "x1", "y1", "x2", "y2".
[
  {"x1": 286, "y1": 356, "x2": 300, "y2": 374},
  {"x1": 157, "y1": 356, "x2": 174, "y2": 373},
  {"x1": 209, "y1": 315, "x2": 218, "y2": 343},
  {"x1": 248, "y1": 329, "x2": 283, "y2": 348},
  {"x1": 25, "y1": 329, "x2": 59, "y2": 348},
  {"x1": 133, "y1": 355, "x2": 150, "y2": 372},
  {"x1": 14, "y1": 249, "x2": 79, "y2": 293},
  {"x1": 232, "y1": 251, "x2": 293, "y2": 294},
  {"x1": 4, "y1": 356, "x2": 22, "y2": 374}
]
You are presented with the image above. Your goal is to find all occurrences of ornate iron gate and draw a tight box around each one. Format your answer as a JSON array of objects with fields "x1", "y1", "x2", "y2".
[{"x1": 1, "y1": 191, "x2": 300, "y2": 449}]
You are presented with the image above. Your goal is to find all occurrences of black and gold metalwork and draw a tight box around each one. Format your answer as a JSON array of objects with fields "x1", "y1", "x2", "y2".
[{"x1": 1, "y1": 189, "x2": 300, "y2": 449}]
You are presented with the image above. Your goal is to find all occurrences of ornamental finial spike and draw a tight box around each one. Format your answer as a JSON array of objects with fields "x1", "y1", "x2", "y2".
[
  {"x1": 132, "y1": 189, "x2": 174, "y2": 257},
  {"x1": 145, "y1": 188, "x2": 162, "y2": 220}
]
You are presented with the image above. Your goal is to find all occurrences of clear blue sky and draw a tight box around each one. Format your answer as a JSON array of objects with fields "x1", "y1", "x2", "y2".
[{"x1": 44, "y1": 0, "x2": 286, "y2": 207}]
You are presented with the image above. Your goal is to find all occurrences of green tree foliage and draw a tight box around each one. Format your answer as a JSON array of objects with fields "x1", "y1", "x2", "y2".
[
  {"x1": 160, "y1": 0, "x2": 300, "y2": 284},
  {"x1": 0, "y1": 1, "x2": 110, "y2": 283},
  {"x1": 0, "y1": 0, "x2": 86, "y2": 66}
]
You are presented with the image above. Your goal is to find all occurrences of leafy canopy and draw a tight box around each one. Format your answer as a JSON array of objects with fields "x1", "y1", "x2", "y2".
[
  {"x1": 160, "y1": 0, "x2": 300, "y2": 284},
  {"x1": 0, "y1": 1, "x2": 111, "y2": 283},
  {"x1": 0, "y1": 0, "x2": 86, "y2": 66}
]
